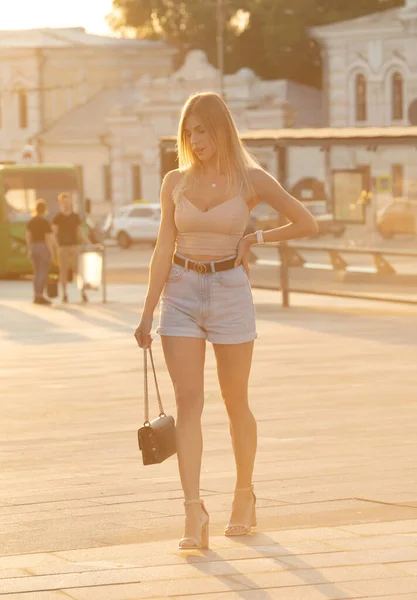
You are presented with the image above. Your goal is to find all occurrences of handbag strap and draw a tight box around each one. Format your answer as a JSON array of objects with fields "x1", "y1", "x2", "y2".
[{"x1": 143, "y1": 347, "x2": 165, "y2": 425}]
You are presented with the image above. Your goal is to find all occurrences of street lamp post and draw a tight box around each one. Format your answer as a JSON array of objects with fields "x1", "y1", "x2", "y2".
[{"x1": 216, "y1": 0, "x2": 225, "y2": 99}]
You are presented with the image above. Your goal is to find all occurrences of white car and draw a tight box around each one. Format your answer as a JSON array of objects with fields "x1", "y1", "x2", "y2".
[{"x1": 111, "y1": 203, "x2": 161, "y2": 249}]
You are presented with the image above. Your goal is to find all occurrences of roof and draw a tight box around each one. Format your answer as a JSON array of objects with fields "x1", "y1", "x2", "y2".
[
  {"x1": 310, "y1": 8, "x2": 400, "y2": 38},
  {"x1": 161, "y1": 126, "x2": 417, "y2": 147},
  {"x1": 0, "y1": 27, "x2": 169, "y2": 50},
  {"x1": 38, "y1": 87, "x2": 132, "y2": 143},
  {"x1": 0, "y1": 164, "x2": 76, "y2": 172}
]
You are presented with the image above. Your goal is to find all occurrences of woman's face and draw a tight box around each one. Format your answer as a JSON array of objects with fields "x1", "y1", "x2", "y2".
[{"x1": 184, "y1": 115, "x2": 216, "y2": 164}]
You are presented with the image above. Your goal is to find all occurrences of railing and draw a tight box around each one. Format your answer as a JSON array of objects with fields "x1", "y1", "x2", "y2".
[{"x1": 255, "y1": 243, "x2": 417, "y2": 307}]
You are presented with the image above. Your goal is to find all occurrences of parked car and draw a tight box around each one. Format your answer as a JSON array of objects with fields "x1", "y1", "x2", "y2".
[
  {"x1": 111, "y1": 203, "x2": 161, "y2": 249},
  {"x1": 377, "y1": 200, "x2": 417, "y2": 239}
]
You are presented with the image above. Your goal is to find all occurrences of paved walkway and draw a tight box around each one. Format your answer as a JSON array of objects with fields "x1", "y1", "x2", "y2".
[{"x1": 1, "y1": 280, "x2": 417, "y2": 599}]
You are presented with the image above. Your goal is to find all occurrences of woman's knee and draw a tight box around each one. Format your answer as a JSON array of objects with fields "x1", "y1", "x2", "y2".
[
  {"x1": 175, "y1": 387, "x2": 204, "y2": 418},
  {"x1": 222, "y1": 390, "x2": 251, "y2": 419}
]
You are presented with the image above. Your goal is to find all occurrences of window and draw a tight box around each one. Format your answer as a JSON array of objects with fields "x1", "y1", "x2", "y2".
[
  {"x1": 392, "y1": 164, "x2": 404, "y2": 199},
  {"x1": 18, "y1": 90, "x2": 28, "y2": 129},
  {"x1": 355, "y1": 74, "x2": 367, "y2": 122},
  {"x1": 392, "y1": 72, "x2": 404, "y2": 121},
  {"x1": 103, "y1": 165, "x2": 112, "y2": 203},
  {"x1": 131, "y1": 164, "x2": 142, "y2": 202}
]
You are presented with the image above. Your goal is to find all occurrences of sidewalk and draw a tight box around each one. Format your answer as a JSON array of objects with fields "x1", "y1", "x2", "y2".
[{"x1": 1, "y1": 280, "x2": 417, "y2": 599}]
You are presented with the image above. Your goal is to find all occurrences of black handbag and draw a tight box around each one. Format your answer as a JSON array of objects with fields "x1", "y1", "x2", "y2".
[
  {"x1": 137, "y1": 347, "x2": 176, "y2": 466},
  {"x1": 46, "y1": 275, "x2": 58, "y2": 298}
]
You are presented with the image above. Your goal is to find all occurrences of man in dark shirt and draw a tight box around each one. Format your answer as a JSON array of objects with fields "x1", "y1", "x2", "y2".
[
  {"x1": 25, "y1": 199, "x2": 56, "y2": 305},
  {"x1": 52, "y1": 192, "x2": 90, "y2": 303}
]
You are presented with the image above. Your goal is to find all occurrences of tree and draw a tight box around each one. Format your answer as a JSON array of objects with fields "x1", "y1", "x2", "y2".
[{"x1": 108, "y1": 0, "x2": 404, "y2": 87}]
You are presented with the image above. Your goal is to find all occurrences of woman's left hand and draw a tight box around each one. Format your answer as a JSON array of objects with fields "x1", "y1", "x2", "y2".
[{"x1": 234, "y1": 236, "x2": 252, "y2": 276}]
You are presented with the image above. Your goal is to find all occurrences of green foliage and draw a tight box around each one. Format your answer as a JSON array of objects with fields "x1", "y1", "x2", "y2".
[{"x1": 109, "y1": 0, "x2": 404, "y2": 86}]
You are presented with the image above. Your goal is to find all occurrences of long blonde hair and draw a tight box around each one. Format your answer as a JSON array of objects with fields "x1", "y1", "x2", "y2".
[{"x1": 173, "y1": 92, "x2": 258, "y2": 203}]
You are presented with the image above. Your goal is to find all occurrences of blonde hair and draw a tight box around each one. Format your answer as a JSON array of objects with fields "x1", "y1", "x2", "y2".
[
  {"x1": 173, "y1": 92, "x2": 259, "y2": 203},
  {"x1": 58, "y1": 192, "x2": 71, "y2": 205}
]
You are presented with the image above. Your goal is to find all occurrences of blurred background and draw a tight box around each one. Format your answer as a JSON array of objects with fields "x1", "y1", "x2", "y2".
[{"x1": 1, "y1": 0, "x2": 417, "y2": 297}]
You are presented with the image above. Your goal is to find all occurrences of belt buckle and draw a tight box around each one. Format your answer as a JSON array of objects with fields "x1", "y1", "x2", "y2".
[{"x1": 195, "y1": 262, "x2": 208, "y2": 274}]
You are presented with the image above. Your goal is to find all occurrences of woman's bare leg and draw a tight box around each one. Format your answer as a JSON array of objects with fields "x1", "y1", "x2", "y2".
[
  {"x1": 213, "y1": 341, "x2": 257, "y2": 523},
  {"x1": 161, "y1": 336, "x2": 206, "y2": 537}
]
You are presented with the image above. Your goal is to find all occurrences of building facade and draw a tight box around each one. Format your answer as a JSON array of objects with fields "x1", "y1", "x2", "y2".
[
  {"x1": 311, "y1": 0, "x2": 417, "y2": 128},
  {"x1": 0, "y1": 27, "x2": 175, "y2": 165}
]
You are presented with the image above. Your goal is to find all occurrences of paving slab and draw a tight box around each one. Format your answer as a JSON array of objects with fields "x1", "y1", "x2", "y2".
[{"x1": 1, "y1": 279, "x2": 417, "y2": 599}]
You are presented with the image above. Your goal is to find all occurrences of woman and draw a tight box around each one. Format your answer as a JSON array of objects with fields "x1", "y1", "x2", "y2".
[
  {"x1": 52, "y1": 192, "x2": 90, "y2": 303},
  {"x1": 25, "y1": 199, "x2": 56, "y2": 305},
  {"x1": 134, "y1": 92, "x2": 318, "y2": 549}
]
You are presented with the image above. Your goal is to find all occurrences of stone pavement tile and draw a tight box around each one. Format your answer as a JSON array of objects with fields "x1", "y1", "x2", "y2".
[
  {"x1": 248, "y1": 527, "x2": 358, "y2": 543},
  {"x1": 278, "y1": 546, "x2": 417, "y2": 569},
  {"x1": 339, "y1": 519, "x2": 417, "y2": 536},
  {"x1": 390, "y1": 561, "x2": 417, "y2": 575},
  {"x1": 0, "y1": 499, "x2": 99, "y2": 515},
  {"x1": 0, "y1": 594, "x2": 74, "y2": 600},
  {"x1": 325, "y1": 533, "x2": 417, "y2": 551},
  {"x1": 142, "y1": 582, "x2": 358, "y2": 600},
  {"x1": 63, "y1": 576, "x2": 249, "y2": 600},
  {"x1": 229, "y1": 563, "x2": 404, "y2": 589},
  {"x1": 347, "y1": 576, "x2": 417, "y2": 596},
  {"x1": 0, "y1": 554, "x2": 71, "y2": 571},
  {"x1": 28, "y1": 541, "x2": 333, "y2": 576},
  {"x1": 0, "y1": 568, "x2": 31, "y2": 579},
  {"x1": 360, "y1": 596, "x2": 417, "y2": 600},
  {"x1": 2, "y1": 558, "x2": 282, "y2": 594}
]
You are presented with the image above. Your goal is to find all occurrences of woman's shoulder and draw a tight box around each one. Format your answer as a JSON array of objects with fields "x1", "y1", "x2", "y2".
[
  {"x1": 247, "y1": 166, "x2": 270, "y2": 186},
  {"x1": 163, "y1": 169, "x2": 184, "y2": 188}
]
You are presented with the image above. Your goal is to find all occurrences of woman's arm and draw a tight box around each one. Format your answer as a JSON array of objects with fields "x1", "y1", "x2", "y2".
[
  {"x1": 245, "y1": 168, "x2": 318, "y2": 246},
  {"x1": 45, "y1": 232, "x2": 56, "y2": 260},
  {"x1": 142, "y1": 170, "x2": 181, "y2": 317},
  {"x1": 25, "y1": 229, "x2": 32, "y2": 253}
]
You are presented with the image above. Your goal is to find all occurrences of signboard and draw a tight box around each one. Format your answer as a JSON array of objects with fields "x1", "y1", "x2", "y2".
[{"x1": 332, "y1": 170, "x2": 366, "y2": 224}]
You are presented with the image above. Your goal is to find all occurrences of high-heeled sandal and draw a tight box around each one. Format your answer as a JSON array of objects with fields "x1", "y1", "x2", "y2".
[
  {"x1": 179, "y1": 499, "x2": 210, "y2": 549},
  {"x1": 224, "y1": 485, "x2": 257, "y2": 536}
]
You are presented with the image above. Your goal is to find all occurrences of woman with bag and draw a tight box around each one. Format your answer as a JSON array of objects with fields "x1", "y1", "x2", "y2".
[{"x1": 134, "y1": 92, "x2": 318, "y2": 549}]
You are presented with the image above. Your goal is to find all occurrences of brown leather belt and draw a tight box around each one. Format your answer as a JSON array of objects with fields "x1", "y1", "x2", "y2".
[{"x1": 173, "y1": 254, "x2": 236, "y2": 274}]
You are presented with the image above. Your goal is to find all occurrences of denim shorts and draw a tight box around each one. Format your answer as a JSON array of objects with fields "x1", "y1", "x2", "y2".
[{"x1": 156, "y1": 255, "x2": 257, "y2": 344}]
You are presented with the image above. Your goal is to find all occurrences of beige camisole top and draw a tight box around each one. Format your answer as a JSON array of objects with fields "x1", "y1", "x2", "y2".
[{"x1": 175, "y1": 192, "x2": 250, "y2": 257}]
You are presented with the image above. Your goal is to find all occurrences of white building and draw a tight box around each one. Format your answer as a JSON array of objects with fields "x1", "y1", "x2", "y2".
[
  {"x1": 306, "y1": 0, "x2": 417, "y2": 207},
  {"x1": 0, "y1": 27, "x2": 175, "y2": 165},
  {"x1": 311, "y1": 0, "x2": 417, "y2": 127}
]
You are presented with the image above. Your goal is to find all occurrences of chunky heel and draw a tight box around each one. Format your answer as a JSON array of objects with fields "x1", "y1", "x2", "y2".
[
  {"x1": 179, "y1": 499, "x2": 210, "y2": 550},
  {"x1": 224, "y1": 485, "x2": 257, "y2": 536}
]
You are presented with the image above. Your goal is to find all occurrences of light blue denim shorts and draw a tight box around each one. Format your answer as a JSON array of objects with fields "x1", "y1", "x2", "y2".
[{"x1": 156, "y1": 254, "x2": 257, "y2": 344}]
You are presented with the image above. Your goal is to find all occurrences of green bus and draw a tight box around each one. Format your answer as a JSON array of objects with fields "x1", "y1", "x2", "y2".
[{"x1": 0, "y1": 164, "x2": 91, "y2": 277}]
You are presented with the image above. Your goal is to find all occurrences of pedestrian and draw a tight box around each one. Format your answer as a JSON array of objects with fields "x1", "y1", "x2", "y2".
[
  {"x1": 25, "y1": 199, "x2": 56, "y2": 305},
  {"x1": 52, "y1": 192, "x2": 90, "y2": 303},
  {"x1": 134, "y1": 92, "x2": 318, "y2": 549}
]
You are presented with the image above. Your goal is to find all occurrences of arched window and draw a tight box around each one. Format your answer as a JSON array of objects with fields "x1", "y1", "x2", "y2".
[
  {"x1": 392, "y1": 72, "x2": 404, "y2": 121},
  {"x1": 355, "y1": 74, "x2": 367, "y2": 122},
  {"x1": 18, "y1": 90, "x2": 28, "y2": 129}
]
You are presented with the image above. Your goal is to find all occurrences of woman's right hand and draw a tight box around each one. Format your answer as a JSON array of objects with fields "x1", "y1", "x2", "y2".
[{"x1": 134, "y1": 313, "x2": 153, "y2": 349}]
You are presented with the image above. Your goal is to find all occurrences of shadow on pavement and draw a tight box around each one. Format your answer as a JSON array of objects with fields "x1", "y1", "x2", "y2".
[
  {"x1": 255, "y1": 303, "x2": 417, "y2": 348},
  {"x1": 185, "y1": 531, "x2": 349, "y2": 599},
  {"x1": 0, "y1": 302, "x2": 87, "y2": 345}
]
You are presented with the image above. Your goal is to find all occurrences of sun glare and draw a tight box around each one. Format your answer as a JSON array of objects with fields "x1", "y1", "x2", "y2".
[{"x1": 0, "y1": 0, "x2": 114, "y2": 35}]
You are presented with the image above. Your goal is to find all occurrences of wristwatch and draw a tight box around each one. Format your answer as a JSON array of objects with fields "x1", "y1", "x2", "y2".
[{"x1": 255, "y1": 230, "x2": 265, "y2": 245}]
